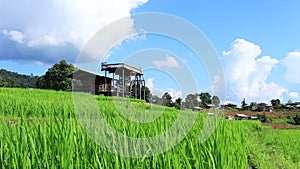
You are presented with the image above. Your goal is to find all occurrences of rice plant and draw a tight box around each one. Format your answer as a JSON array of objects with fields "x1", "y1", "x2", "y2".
[{"x1": 0, "y1": 87, "x2": 265, "y2": 168}]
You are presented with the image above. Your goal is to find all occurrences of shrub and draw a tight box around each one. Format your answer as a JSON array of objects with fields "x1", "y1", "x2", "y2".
[{"x1": 292, "y1": 114, "x2": 300, "y2": 125}]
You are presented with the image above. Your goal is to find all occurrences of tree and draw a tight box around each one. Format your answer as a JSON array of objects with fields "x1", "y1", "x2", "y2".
[
  {"x1": 174, "y1": 97, "x2": 182, "y2": 109},
  {"x1": 36, "y1": 59, "x2": 75, "y2": 91},
  {"x1": 212, "y1": 96, "x2": 220, "y2": 107},
  {"x1": 143, "y1": 86, "x2": 152, "y2": 102},
  {"x1": 184, "y1": 93, "x2": 198, "y2": 109},
  {"x1": 199, "y1": 92, "x2": 211, "y2": 108},
  {"x1": 162, "y1": 92, "x2": 173, "y2": 107},
  {"x1": 258, "y1": 102, "x2": 267, "y2": 106},
  {"x1": 241, "y1": 98, "x2": 247, "y2": 109},
  {"x1": 292, "y1": 114, "x2": 300, "y2": 125},
  {"x1": 0, "y1": 69, "x2": 39, "y2": 88},
  {"x1": 130, "y1": 86, "x2": 151, "y2": 102},
  {"x1": 257, "y1": 102, "x2": 267, "y2": 111},
  {"x1": 150, "y1": 95, "x2": 163, "y2": 105},
  {"x1": 270, "y1": 99, "x2": 282, "y2": 109},
  {"x1": 250, "y1": 102, "x2": 257, "y2": 111}
]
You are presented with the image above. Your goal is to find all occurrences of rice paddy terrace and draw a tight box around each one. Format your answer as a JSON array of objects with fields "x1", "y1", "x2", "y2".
[{"x1": 0, "y1": 88, "x2": 299, "y2": 168}]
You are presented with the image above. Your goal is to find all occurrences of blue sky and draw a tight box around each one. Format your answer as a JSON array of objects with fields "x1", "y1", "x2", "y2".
[{"x1": 1, "y1": 0, "x2": 300, "y2": 105}]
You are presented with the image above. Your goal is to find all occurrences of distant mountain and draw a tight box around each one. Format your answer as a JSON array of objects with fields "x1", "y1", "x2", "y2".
[{"x1": 0, "y1": 69, "x2": 39, "y2": 88}]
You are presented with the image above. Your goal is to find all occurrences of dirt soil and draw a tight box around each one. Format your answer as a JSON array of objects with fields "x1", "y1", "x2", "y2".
[
  {"x1": 202, "y1": 109, "x2": 300, "y2": 129},
  {"x1": 263, "y1": 122, "x2": 297, "y2": 129}
]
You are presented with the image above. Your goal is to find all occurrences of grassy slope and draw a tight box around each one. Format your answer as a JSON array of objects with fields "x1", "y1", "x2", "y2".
[
  {"x1": 246, "y1": 126, "x2": 300, "y2": 168},
  {"x1": 0, "y1": 88, "x2": 299, "y2": 168}
]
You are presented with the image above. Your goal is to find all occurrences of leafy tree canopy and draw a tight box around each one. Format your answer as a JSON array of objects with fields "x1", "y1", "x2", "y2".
[
  {"x1": 36, "y1": 59, "x2": 75, "y2": 91},
  {"x1": 270, "y1": 99, "x2": 282, "y2": 109},
  {"x1": 162, "y1": 92, "x2": 173, "y2": 107},
  {"x1": 199, "y1": 92, "x2": 212, "y2": 108},
  {"x1": 174, "y1": 97, "x2": 182, "y2": 109},
  {"x1": 0, "y1": 69, "x2": 39, "y2": 88},
  {"x1": 212, "y1": 96, "x2": 220, "y2": 107},
  {"x1": 184, "y1": 93, "x2": 198, "y2": 109}
]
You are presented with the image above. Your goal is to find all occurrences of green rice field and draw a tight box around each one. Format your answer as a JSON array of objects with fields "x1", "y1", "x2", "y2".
[{"x1": 0, "y1": 88, "x2": 299, "y2": 168}]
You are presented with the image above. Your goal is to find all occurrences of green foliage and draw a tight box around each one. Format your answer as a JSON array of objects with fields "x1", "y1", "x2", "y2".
[
  {"x1": 212, "y1": 96, "x2": 220, "y2": 107},
  {"x1": 130, "y1": 86, "x2": 151, "y2": 102},
  {"x1": 199, "y1": 92, "x2": 212, "y2": 108},
  {"x1": 271, "y1": 99, "x2": 282, "y2": 109},
  {"x1": 150, "y1": 95, "x2": 163, "y2": 105},
  {"x1": 2, "y1": 88, "x2": 300, "y2": 168},
  {"x1": 246, "y1": 127, "x2": 300, "y2": 168},
  {"x1": 292, "y1": 114, "x2": 300, "y2": 125},
  {"x1": 250, "y1": 102, "x2": 258, "y2": 111},
  {"x1": 257, "y1": 113, "x2": 272, "y2": 123},
  {"x1": 241, "y1": 98, "x2": 247, "y2": 109},
  {"x1": 184, "y1": 93, "x2": 198, "y2": 109},
  {"x1": 0, "y1": 88, "x2": 74, "y2": 117},
  {"x1": 162, "y1": 92, "x2": 173, "y2": 107},
  {"x1": 0, "y1": 69, "x2": 39, "y2": 88},
  {"x1": 0, "y1": 88, "x2": 255, "y2": 168},
  {"x1": 96, "y1": 94, "x2": 146, "y2": 103},
  {"x1": 174, "y1": 97, "x2": 182, "y2": 109},
  {"x1": 36, "y1": 59, "x2": 75, "y2": 91},
  {"x1": 258, "y1": 102, "x2": 267, "y2": 107}
]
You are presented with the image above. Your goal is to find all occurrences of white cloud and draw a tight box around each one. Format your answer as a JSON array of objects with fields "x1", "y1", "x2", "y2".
[
  {"x1": 0, "y1": 0, "x2": 149, "y2": 65},
  {"x1": 211, "y1": 74, "x2": 225, "y2": 98},
  {"x1": 283, "y1": 52, "x2": 300, "y2": 84},
  {"x1": 0, "y1": 0, "x2": 148, "y2": 52},
  {"x1": 153, "y1": 55, "x2": 181, "y2": 68},
  {"x1": 289, "y1": 92, "x2": 300, "y2": 99},
  {"x1": 2, "y1": 29, "x2": 25, "y2": 43},
  {"x1": 146, "y1": 77, "x2": 182, "y2": 101},
  {"x1": 165, "y1": 88, "x2": 182, "y2": 101},
  {"x1": 146, "y1": 78, "x2": 155, "y2": 91},
  {"x1": 27, "y1": 35, "x2": 64, "y2": 47},
  {"x1": 222, "y1": 39, "x2": 288, "y2": 102}
]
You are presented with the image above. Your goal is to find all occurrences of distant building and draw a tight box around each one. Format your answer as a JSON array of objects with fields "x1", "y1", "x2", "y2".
[
  {"x1": 243, "y1": 105, "x2": 251, "y2": 111},
  {"x1": 221, "y1": 103, "x2": 237, "y2": 109},
  {"x1": 192, "y1": 107, "x2": 202, "y2": 111},
  {"x1": 249, "y1": 116, "x2": 258, "y2": 120},
  {"x1": 226, "y1": 116, "x2": 234, "y2": 120},
  {"x1": 68, "y1": 69, "x2": 112, "y2": 95},
  {"x1": 286, "y1": 104, "x2": 300, "y2": 110},
  {"x1": 206, "y1": 104, "x2": 216, "y2": 109},
  {"x1": 234, "y1": 114, "x2": 248, "y2": 120},
  {"x1": 257, "y1": 105, "x2": 273, "y2": 112},
  {"x1": 68, "y1": 62, "x2": 146, "y2": 100}
]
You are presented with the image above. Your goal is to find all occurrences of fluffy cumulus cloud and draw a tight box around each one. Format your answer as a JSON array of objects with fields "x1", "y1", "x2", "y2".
[
  {"x1": 221, "y1": 39, "x2": 290, "y2": 103},
  {"x1": 289, "y1": 92, "x2": 300, "y2": 99},
  {"x1": 146, "y1": 78, "x2": 182, "y2": 101},
  {"x1": 0, "y1": 0, "x2": 148, "y2": 64},
  {"x1": 283, "y1": 52, "x2": 300, "y2": 84},
  {"x1": 153, "y1": 55, "x2": 181, "y2": 68},
  {"x1": 2, "y1": 30, "x2": 25, "y2": 43}
]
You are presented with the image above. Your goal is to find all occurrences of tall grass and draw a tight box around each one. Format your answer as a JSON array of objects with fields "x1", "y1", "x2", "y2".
[
  {"x1": 0, "y1": 88, "x2": 254, "y2": 168},
  {"x1": 246, "y1": 126, "x2": 300, "y2": 168}
]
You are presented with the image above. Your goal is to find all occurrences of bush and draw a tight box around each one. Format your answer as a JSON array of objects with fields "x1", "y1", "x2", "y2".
[
  {"x1": 257, "y1": 113, "x2": 272, "y2": 123},
  {"x1": 292, "y1": 114, "x2": 300, "y2": 125}
]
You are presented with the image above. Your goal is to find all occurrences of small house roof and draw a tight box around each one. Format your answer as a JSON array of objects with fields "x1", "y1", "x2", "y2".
[
  {"x1": 206, "y1": 104, "x2": 215, "y2": 107},
  {"x1": 250, "y1": 116, "x2": 258, "y2": 119},
  {"x1": 68, "y1": 69, "x2": 112, "y2": 79},
  {"x1": 235, "y1": 114, "x2": 248, "y2": 117}
]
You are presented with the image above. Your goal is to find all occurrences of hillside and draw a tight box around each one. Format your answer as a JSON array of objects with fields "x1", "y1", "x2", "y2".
[
  {"x1": 0, "y1": 68, "x2": 39, "y2": 88},
  {"x1": 0, "y1": 88, "x2": 299, "y2": 168}
]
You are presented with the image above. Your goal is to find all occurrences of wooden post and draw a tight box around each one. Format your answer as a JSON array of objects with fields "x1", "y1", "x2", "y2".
[
  {"x1": 104, "y1": 71, "x2": 107, "y2": 92},
  {"x1": 122, "y1": 68, "x2": 125, "y2": 97}
]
